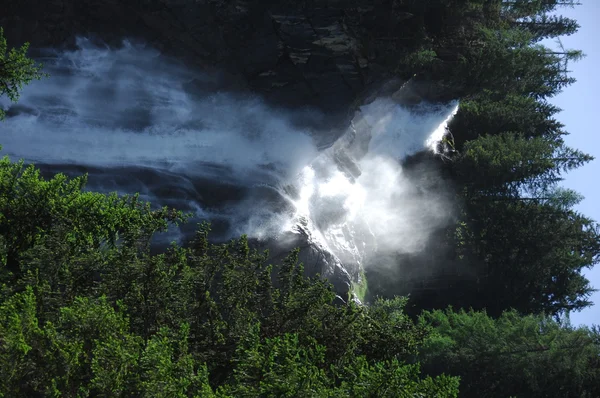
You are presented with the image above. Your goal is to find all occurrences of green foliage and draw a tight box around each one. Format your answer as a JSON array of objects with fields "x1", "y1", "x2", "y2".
[
  {"x1": 350, "y1": 270, "x2": 368, "y2": 303},
  {"x1": 448, "y1": 91, "x2": 565, "y2": 146},
  {"x1": 0, "y1": 288, "x2": 141, "y2": 397},
  {"x1": 450, "y1": 192, "x2": 600, "y2": 316},
  {"x1": 403, "y1": 48, "x2": 439, "y2": 70},
  {"x1": 138, "y1": 325, "x2": 212, "y2": 398},
  {"x1": 419, "y1": 308, "x2": 600, "y2": 397},
  {"x1": 456, "y1": 132, "x2": 593, "y2": 196},
  {"x1": 370, "y1": 0, "x2": 599, "y2": 322},
  {"x1": 0, "y1": 287, "x2": 45, "y2": 395},
  {"x1": 0, "y1": 159, "x2": 459, "y2": 396},
  {"x1": 223, "y1": 329, "x2": 330, "y2": 397},
  {"x1": 0, "y1": 27, "x2": 46, "y2": 120},
  {"x1": 2, "y1": 3, "x2": 599, "y2": 396},
  {"x1": 334, "y1": 357, "x2": 460, "y2": 398}
]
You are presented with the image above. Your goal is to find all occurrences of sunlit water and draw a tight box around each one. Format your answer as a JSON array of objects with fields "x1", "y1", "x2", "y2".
[{"x1": 0, "y1": 38, "x2": 458, "y2": 274}]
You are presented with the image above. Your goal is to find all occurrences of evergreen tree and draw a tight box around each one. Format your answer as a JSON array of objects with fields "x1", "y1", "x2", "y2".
[
  {"x1": 1, "y1": 4, "x2": 598, "y2": 396},
  {"x1": 419, "y1": 308, "x2": 600, "y2": 398},
  {"x1": 0, "y1": 27, "x2": 45, "y2": 120}
]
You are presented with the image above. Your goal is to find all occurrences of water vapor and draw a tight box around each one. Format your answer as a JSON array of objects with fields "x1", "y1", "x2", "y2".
[{"x1": 0, "y1": 38, "x2": 458, "y2": 273}]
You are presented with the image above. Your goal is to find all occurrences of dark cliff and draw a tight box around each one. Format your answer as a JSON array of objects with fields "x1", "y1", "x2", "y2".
[
  {"x1": 1, "y1": 0, "x2": 457, "y2": 301},
  {"x1": 2, "y1": 0, "x2": 449, "y2": 125}
]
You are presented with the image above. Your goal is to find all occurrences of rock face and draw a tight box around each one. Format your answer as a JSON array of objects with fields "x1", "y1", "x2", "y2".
[
  {"x1": 250, "y1": 217, "x2": 355, "y2": 299},
  {"x1": 2, "y1": 0, "x2": 405, "y2": 127},
  {"x1": 2, "y1": 1, "x2": 454, "y2": 299}
]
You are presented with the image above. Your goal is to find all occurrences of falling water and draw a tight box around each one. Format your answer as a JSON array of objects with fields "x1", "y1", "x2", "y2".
[{"x1": 0, "y1": 38, "x2": 458, "y2": 278}]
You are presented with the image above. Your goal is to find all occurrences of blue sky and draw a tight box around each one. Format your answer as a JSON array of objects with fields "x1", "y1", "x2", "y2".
[{"x1": 547, "y1": 1, "x2": 600, "y2": 326}]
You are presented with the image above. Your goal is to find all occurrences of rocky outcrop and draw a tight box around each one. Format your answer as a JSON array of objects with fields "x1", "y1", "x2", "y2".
[
  {"x1": 250, "y1": 217, "x2": 355, "y2": 296},
  {"x1": 2, "y1": 0, "x2": 456, "y2": 300},
  {"x1": 2, "y1": 0, "x2": 410, "y2": 127}
]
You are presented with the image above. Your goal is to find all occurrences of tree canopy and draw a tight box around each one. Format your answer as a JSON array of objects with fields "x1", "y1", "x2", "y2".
[
  {"x1": 0, "y1": 27, "x2": 45, "y2": 120},
  {"x1": 364, "y1": 0, "x2": 600, "y2": 323},
  {"x1": 1, "y1": 1, "x2": 600, "y2": 396}
]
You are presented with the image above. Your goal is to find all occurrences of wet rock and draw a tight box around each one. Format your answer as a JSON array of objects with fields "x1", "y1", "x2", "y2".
[
  {"x1": 1, "y1": 0, "x2": 454, "y2": 300},
  {"x1": 1, "y1": 0, "x2": 398, "y2": 126},
  {"x1": 250, "y1": 217, "x2": 354, "y2": 298}
]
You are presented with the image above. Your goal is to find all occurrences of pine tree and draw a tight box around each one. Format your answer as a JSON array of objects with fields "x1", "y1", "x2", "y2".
[{"x1": 0, "y1": 28, "x2": 45, "y2": 120}]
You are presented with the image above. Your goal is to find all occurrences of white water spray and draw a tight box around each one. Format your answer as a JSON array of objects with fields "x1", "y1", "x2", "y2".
[
  {"x1": 0, "y1": 38, "x2": 458, "y2": 275},
  {"x1": 0, "y1": 38, "x2": 318, "y2": 183},
  {"x1": 281, "y1": 99, "x2": 458, "y2": 270}
]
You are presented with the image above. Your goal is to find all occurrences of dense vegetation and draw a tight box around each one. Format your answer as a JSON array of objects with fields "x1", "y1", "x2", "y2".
[
  {"x1": 365, "y1": 0, "x2": 600, "y2": 319},
  {"x1": 1, "y1": 0, "x2": 599, "y2": 396}
]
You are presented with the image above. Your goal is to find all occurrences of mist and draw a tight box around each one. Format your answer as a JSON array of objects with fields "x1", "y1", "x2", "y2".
[{"x1": 0, "y1": 37, "x2": 457, "y2": 273}]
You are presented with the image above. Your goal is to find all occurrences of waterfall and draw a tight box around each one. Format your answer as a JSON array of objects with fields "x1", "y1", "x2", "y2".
[{"x1": 0, "y1": 38, "x2": 458, "y2": 284}]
